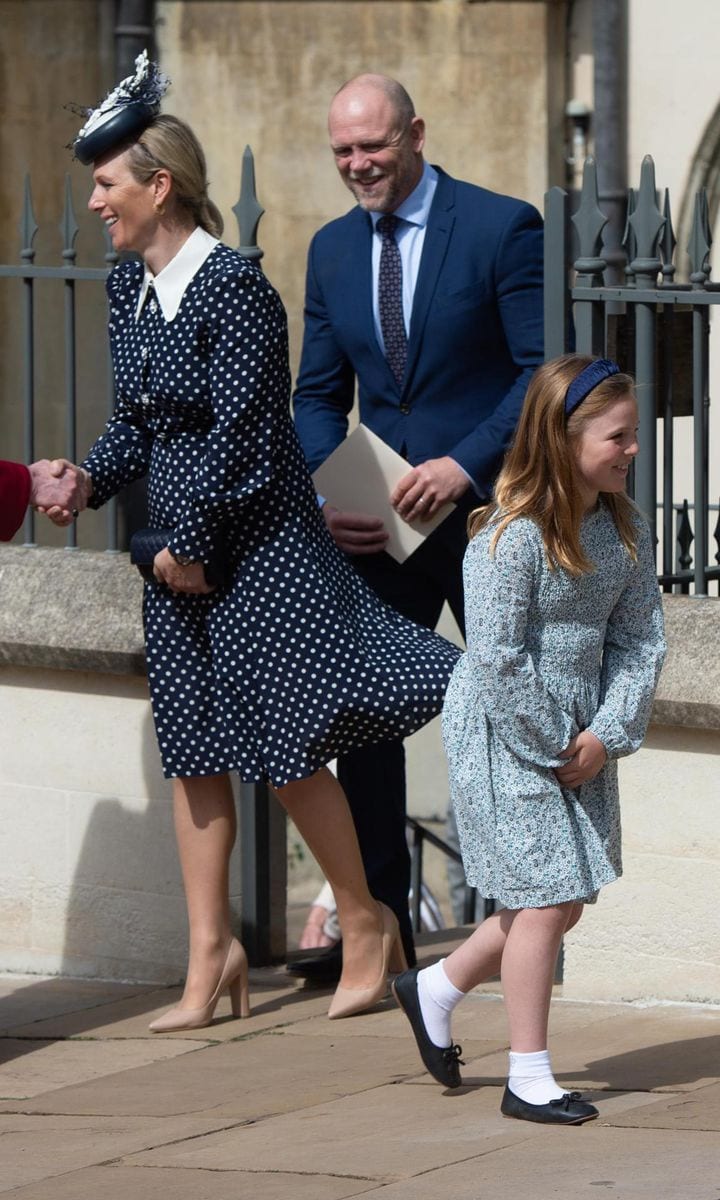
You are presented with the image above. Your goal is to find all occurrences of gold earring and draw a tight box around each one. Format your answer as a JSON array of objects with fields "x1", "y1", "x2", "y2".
[{"x1": 155, "y1": 202, "x2": 165, "y2": 216}]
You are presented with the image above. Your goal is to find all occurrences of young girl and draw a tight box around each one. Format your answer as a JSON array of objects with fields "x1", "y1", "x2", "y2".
[{"x1": 393, "y1": 354, "x2": 666, "y2": 1125}]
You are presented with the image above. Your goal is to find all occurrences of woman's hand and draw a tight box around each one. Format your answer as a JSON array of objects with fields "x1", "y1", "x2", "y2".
[
  {"x1": 153, "y1": 547, "x2": 214, "y2": 594},
  {"x1": 555, "y1": 730, "x2": 607, "y2": 788}
]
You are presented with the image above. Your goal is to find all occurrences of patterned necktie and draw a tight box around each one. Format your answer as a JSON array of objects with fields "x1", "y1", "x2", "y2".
[{"x1": 377, "y1": 214, "x2": 407, "y2": 386}]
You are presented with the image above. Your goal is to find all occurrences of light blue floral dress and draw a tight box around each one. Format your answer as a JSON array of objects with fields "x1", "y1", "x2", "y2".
[{"x1": 442, "y1": 503, "x2": 666, "y2": 909}]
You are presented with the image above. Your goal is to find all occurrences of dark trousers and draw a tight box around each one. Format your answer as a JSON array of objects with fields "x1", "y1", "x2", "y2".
[{"x1": 338, "y1": 499, "x2": 471, "y2": 965}]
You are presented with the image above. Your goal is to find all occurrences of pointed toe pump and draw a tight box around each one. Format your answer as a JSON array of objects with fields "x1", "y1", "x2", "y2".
[
  {"x1": 149, "y1": 937, "x2": 251, "y2": 1033},
  {"x1": 328, "y1": 901, "x2": 407, "y2": 1020}
]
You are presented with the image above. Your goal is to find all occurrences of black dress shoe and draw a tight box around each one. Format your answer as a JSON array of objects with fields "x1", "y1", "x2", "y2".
[
  {"x1": 392, "y1": 967, "x2": 464, "y2": 1088},
  {"x1": 500, "y1": 1085, "x2": 599, "y2": 1125},
  {"x1": 286, "y1": 941, "x2": 343, "y2": 984}
]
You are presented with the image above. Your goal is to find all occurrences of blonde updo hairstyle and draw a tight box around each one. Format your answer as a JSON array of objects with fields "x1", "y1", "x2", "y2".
[
  {"x1": 125, "y1": 114, "x2": 224, "y2": 238},
  {"x1": 469, "y1": 353, "x2": 639, "y2": 576}
]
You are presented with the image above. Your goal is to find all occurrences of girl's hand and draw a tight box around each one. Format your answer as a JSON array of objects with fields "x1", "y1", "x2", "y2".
[
  {"x1": 153, "y1": 547, "x2": 214, "y2": 594},
  {"x1": 555, "y1": 730, "x2": 607, "y2": 788}
]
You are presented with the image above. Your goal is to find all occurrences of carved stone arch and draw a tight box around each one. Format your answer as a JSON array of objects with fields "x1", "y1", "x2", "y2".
[{"x1": 677, "y1": 100, "x2": 720, "y2": 279}]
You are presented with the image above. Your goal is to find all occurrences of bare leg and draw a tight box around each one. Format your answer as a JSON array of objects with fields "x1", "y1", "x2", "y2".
[
  {"x1": 500, "y1": 903, "x2": 574, "y2": 1050},
  {"x1": 275, "y1": 767, "x2": 383, "y2": 990},
  {"x1": 443, "y1": 901, "x2": 584, "y2": 1049},
  {"x1": 173, "y1": 772, "x2": 237, "y2": 1009}
]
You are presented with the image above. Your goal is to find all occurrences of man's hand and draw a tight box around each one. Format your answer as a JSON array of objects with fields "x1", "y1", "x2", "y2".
[
  {"x1": 152, "y1": 547, "x2": 214, "y2": 594},
  {"x1": 555, "y1": 730, "x2": 607, "y2": 789},
  {"x1": 298, "y1": 903, "x2": 337, "y2": 950},
  {"x1": 391, "y1": 456, "x2": 469, "y2": 522},
  {"x1": 323, "y1": 504, "x2": 389, "y2": 555},
  {"x1": 31, "y1": 459, "x2": 93, "y2": 526}
]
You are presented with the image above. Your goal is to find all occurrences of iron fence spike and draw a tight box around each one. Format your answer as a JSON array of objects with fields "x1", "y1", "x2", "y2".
[
  {"x1": 101, "y1": 219, "x2": 119, "y2": 265},
  {"x1": 570, "y1": 156, "x2": 607, "y2": 276},
  {"x1": 232, "y1": 144, "x2": 265, "y2": 260},
  {"x1": 629, "y1": 156, "x2": 664, "y2": 274},
  {"x1": 60, "y1": 175, "x2": 79, "y2": 262},
  {"x1": 687, "y1": 189, "x2": 712, "y2": 285},
  {"x1": 660, "y1": 189, "x2": 677, "y2": 278},
  {"x1": 678, "y1": 499, "x2": 694, "y2": 571},
  {"x1": 20, "y1": 174, "x2": 38, "y2": 261}
]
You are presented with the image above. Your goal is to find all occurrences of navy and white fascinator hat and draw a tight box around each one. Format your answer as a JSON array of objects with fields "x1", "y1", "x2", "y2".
[{"x1": 71, "y1": 50, "x2": 170, "y2": 165}]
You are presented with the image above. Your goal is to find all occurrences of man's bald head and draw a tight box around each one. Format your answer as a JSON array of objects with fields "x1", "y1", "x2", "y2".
[
  {"x1": 332, "y1": 74, "x2": 416, "y2": 128},
  {"x1": 328, "y1": 74, "x2": 425, "y2": 213}
]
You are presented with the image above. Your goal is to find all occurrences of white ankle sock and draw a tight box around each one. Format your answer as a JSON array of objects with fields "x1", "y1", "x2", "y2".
[
  {"x1": 507, "y1": 1049, "x2": 565, "y2": 1105},
  {"x1": 417, "y1": 959, "x2": 465, "y2": 1048}
]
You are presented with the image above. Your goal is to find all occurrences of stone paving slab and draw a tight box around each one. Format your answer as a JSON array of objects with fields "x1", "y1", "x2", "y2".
[
  {"x1": 353, "y1": 1127, "x2": 720, "y2": 1200},
  {"x1": 0, "y1": 1036, "x2": 205, "y2": 1099},
  {"x1": 123, "y1": 1081, "x2": 668, "y2": 1183},
  {"x1": 0, "y1": 1113, "x2": 243, "y2": 1193},
  {"x1": 0, "y1": 1032, "x2": 418, "y2": 1118},
  {"x1": 124, "y1": 1080, "x2": 535, "y2": 1181},
  {"x1": 3, "y1": 1165, "x2": 379, "y2": 1200},
  {"x1": 283, "y1": 991, "x2": 633, "y2": 1047},
  {"x1": 0, "y1": 974, "x2": 155, "y2": 1034},
  {"x1": 5, "y1": 975, "x2": 333, "y2": 1042},
  {"x1": 464, "y1": 1006, "x2": 720, "y2": 1093},
  {"x1": 608, "y1": 1080, "x2": 720, "y2": 1130}
]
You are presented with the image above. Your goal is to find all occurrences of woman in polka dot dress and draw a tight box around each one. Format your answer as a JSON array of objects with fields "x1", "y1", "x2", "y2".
[{"x1": 55, "y1": 76, "x2": 459, "y2": 1030}]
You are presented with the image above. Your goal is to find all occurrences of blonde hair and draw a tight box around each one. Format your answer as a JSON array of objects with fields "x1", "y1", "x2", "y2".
[
  {"x1": 469, "y1": 354, "x2": 639, "y2": 575},
  {"x1": 125, "y1": 114, "x2": 224, "y2": 238}
]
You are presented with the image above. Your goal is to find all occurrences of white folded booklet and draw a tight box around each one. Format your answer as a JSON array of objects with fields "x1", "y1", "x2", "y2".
[{"x1": 312, "y1": 424, "x2": 455, "y2": 563}]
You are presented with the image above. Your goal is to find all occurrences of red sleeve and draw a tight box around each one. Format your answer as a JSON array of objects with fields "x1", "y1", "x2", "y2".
[{"x1": 0, "y1": 460, "x2": 31, "y2": 540}]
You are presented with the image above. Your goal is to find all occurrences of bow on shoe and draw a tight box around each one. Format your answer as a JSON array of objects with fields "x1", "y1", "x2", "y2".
[
  {"x1": 443, "y1": 1043, "x2": 465, "y2": 1068},
  {"x1": 550, "y1": 1091, "x2": 584, "y2": 1111}
]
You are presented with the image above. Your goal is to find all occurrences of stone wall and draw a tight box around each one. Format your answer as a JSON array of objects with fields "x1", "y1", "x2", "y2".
[
  {"x1": 562, "y1": 596, "x2": 720, "y2": 1005},
  {"x1": 0, "y1": 544, "x2": 718, "y2": 999},
  {"x1": 156, "y1": 0, "x2": 563, "y2": 380}
]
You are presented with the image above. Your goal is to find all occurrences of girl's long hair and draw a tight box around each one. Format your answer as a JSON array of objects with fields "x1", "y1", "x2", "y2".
[{"x1": 469, "y1": 354, "x2": 639, "y2": 575}]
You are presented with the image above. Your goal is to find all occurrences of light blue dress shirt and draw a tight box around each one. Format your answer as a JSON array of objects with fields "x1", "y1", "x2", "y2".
[{"x1": 319, "y1": 160, "x2": 472, "y2": 503}]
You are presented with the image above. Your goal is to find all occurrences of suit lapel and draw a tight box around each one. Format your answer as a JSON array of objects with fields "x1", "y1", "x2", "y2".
[
  {"x1": 404, "y1": 170, "x2": 456, "y2": 390},
  {"x1": 342, "y1": 208, "x2": 395, "y2": 383}
]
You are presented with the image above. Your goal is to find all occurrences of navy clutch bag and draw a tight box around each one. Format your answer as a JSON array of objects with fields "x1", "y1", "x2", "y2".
[{"x1": 129, "y1": 527, "x2": 230, "y2": 589}]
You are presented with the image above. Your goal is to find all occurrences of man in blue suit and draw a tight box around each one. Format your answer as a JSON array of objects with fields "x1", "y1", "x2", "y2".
[{"x1": 292, "y1": 74, "x2": 544, "y2": 975}]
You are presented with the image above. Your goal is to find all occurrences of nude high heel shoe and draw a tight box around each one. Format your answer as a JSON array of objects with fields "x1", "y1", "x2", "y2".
[
  {"x1": 149, "y1": 937, "x2": 251, "y2": 1032},
  {"x1": 327, "y1": 901, "x2": 408, "y2": 1020}
]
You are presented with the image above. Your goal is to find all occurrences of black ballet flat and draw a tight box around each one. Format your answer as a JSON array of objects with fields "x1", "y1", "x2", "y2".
[
  {"x1": 500, "y1": 1085, "x2": 599, "y2": 1125},
  {"x1": 392, "y1": 967, "x2": 464, "y2": 1089}
]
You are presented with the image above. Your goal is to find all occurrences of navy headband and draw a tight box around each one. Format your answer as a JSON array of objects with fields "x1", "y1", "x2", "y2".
[{"x1": 565, "y1": 358, "x2": 621, "y2": 416}]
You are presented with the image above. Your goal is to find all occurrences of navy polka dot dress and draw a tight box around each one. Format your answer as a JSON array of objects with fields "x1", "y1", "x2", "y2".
[{"x1": 82, "y1": 241, "x2": 460, "y2": 784}]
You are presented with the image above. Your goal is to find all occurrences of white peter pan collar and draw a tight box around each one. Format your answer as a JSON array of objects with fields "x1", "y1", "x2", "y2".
[{"x1": 135, "y1": 226, "x2": 219, "y2": 322}]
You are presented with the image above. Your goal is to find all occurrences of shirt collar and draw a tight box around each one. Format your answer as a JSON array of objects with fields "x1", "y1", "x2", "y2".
[
  {"x1": 135, "y1": 226, "x2": 219, "y2": 322},
  {"x1": 370, "y1": 161, "x2": 438, "y2": 232}
]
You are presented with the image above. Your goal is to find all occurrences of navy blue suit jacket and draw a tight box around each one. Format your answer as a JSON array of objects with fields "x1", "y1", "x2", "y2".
[{"x1": 293, "y1": 167, "x2": 544, "y2": 497}]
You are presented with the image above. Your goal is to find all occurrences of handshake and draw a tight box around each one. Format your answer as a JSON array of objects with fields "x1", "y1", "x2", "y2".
[{"x1": 29, "y1": 458, "x2": 93, "y2": 526}]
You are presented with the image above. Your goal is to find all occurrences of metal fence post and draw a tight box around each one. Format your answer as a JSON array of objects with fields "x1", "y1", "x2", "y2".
[
  {"x1": 60, "y1": 175, "x2": 79, "y2": 550},
  {"x1": 688, "y1": 191, "x2": 712, "y2": 597},
  {"x1": 544, "y1": 186, "x2": 570, "y2": 359},
  {"x1": 571, "y1": 157, "x2": 607, "y2": 354},
  {"x1": 240, "y1": 780, "x2": 287, "y2": 965},
  {"x1": 629, "y1": 156, "x2": 664, "y2": 539},
  {"x1": 20, "y1": 175, "x2": 37, "y2": 547}
]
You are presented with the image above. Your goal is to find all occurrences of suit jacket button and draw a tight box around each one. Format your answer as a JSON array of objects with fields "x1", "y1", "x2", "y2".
[{"x1": 399, "y1": 402, "x2": 410, "y2": 414}]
